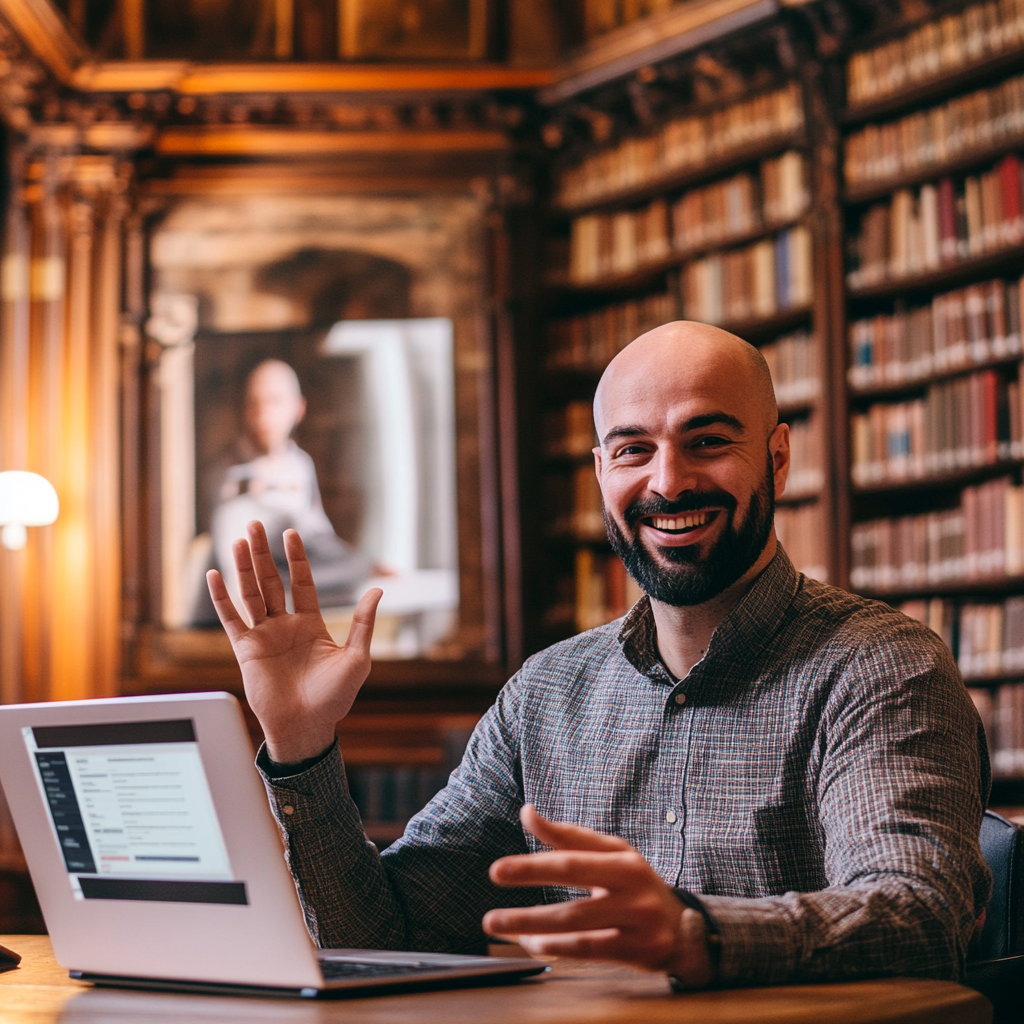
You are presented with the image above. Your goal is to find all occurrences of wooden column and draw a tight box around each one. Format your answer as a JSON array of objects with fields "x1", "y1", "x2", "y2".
[
  {"x1": 803, "y1": 61, "x2": 849, "y2": 590},
  {"x1": 23, "y1": 159, "x2": 66, "y2": 705},
  {"x1": 50, "y1": 193, "x2": 96, "y2": 701},
  {"x1": 0, "y1": 154, "x2": 31, "y2": 708},
  {"x1": 0, "y1": 152, "x2": 128, "y2": 706},
  {"x1": 90, "y1": 186, "x2": 127, "y2": 696}
]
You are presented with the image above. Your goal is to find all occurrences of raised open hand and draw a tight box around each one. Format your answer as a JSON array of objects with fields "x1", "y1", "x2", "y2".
[{"x1": 206, "y1": 520, "x2": 382, "y2": 764}]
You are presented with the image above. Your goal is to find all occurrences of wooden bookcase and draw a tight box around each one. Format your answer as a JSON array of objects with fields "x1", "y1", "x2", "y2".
[
  {"x1": 530, "y1": 62, "x2": 841, "y2": 649},
  {"x1": 526, "y1": 1, "x2": 1024, "y2": 815},
  {"x1": 838, "y1": 0, "x2": 1024, "y2": 810}
]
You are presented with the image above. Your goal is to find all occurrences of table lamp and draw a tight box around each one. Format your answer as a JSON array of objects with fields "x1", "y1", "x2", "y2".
[{"x1": 0, "y1": 471, "x2": 59, "y2": 550}]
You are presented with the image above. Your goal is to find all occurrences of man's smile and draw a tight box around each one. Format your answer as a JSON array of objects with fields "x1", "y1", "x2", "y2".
[{"x1": 638, "y1": 509, "x2": 721, "y2": 541}]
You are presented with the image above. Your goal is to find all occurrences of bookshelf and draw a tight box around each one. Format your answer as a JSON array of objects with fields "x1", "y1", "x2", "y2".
[
  {"x1": 840, "y1": 0, "x2": 1024, "y2": 802},
  {"x1": 536, "y1": 71, "x2": 836, "y2": 644}
]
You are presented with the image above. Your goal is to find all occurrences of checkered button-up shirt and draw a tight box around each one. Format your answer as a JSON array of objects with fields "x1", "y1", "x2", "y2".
[{"x1": 260, "y1": 546, "x2": 992, "y2": 985}]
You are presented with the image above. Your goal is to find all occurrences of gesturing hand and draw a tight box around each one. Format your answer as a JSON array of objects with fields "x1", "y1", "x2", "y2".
[
  {"x1": 206, "y1": 520, "x2": 382, "y2": 764},
  {"x1": 483, "y1": 806, "x2": 714, "y2": 988}
]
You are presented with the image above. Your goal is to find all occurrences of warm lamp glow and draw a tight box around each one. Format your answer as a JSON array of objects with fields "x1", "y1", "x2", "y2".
[{"x1": 0, "y1": 471, "x2": 59, "y2": 550}]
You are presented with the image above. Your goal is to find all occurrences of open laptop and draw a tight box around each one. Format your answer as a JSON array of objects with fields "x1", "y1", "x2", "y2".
[{"x1": 0, "y1": 691, "x2": 548, "y2": 998}]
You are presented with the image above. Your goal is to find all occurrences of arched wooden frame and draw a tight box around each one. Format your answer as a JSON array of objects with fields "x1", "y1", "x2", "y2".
[{"x1": 120, "y1": 166, "x2": 521, "y2": 700}]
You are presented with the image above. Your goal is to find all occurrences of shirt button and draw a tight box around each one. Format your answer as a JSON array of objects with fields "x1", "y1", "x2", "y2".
[
  {"x1": 282, "y1": 805, "x2": 295, "y2": 816},
  {"x1": 665, "y1": 810, "x2": 677, "y2": 824},
  {"x1": 674, "y1": 693, "x2": 686, "y2": 705}
]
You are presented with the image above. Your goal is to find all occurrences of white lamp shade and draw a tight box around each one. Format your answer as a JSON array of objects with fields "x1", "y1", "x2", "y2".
[{"x1": 0, "y1": 471, "x2": 59, "y2": 526}]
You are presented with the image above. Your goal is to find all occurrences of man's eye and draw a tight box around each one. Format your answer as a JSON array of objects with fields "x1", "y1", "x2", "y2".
[
  {"x1": 615, "y1": 444, "x2": 649, "y2": 457},
  {"x1": 694, "y1": 436, "x2": 730, "y2": 448}
]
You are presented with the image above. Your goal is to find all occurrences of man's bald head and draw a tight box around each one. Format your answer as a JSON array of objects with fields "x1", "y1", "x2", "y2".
[{"x1": 594, "y1": 321, "x2": 778, "y2": 443}]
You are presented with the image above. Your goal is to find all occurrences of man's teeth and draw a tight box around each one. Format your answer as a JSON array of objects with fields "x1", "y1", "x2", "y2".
[{"x1": 651, "y1": 512, "x2": 709, "y2": 531}]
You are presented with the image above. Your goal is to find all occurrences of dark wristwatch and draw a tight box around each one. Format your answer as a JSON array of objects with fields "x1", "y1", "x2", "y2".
[{"x1": 668, "y1": 888, "x2": 722, "y2": 992}]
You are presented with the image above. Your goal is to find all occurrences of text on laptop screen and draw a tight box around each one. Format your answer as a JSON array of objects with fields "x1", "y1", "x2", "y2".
[{"x1": 24, "y1": 720, "x2": 247, "y2": 905}]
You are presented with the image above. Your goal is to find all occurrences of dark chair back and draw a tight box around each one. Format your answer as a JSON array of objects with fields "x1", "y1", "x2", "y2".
[
  {"x1": 966, "y1": 810, "x2": 1024, "y2": 1023},
  {"x1": 977, "y1": 810, "x2": 1023, "y2": 960}
]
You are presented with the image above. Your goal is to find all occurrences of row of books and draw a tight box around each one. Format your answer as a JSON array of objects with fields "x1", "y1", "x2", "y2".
[
  {"x1": 846, "y1": 0, "x2": 1024, "y2": 107},
  {"x1": 555, "y1": 83, "x2": 804, "y2": 210},
  {"x1": 546, "y1": 292, "x2": 675, "y2": 373},
  {"x1": 776, "y1": 504, "x2": 829, "y2": 583},
  {"x1": 844, "y1": 74, "x2": 1024, "y2": 187},
  {"x1": 850, "y1": 367, "x2": 1022, "y2": 485},
  {"x1": 574, "y1": 548, "x2": 645, "y2": 632},
  {"x1": 569, "y1": 199, "x2": 671, "y2": 282},
  {"x1": 961, "y1": 600, "x2": 1024, "y2": 678},
  {"x1": 566, "y1": 152, "x2": 809, "y2": 285},
  {"x1": 785, "y1": 416, "x2": 825, "y2": 496},
  {"x1": 546, "y1": 466, "x2": 605, "y2": 541},
  {"x1": 671, "y1": 151, "x2": 808, "y2": 252},
  {"x1": 679, "y1": 226, "x2": 812, "y2": 325},
  {"x1": 848, "y1": 274, "x2": 1024, "y2": 389},
  {"x1": 544, "y1": 400, "x2": 597, "y2": 459},
  {"x1": 900, "y1": 596, "x2": 1024, "y2": 677},
  {"x1": 762, "y1": 330, "x2": 819, "y2": 406},
  {"x1": 969, "y1": 685, "x2": 1024, "y2": 777},
  {"x1": 849, "y1": 476, "x2": 1024, "y2": 590},
  {"x1": 848, "y1": 158, "x2": 1024, "y2": 289}
]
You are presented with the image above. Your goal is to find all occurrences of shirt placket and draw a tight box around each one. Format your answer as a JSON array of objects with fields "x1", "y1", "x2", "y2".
[{"x1": 642, "y1": 664, "x2": 693, "y2": 884}]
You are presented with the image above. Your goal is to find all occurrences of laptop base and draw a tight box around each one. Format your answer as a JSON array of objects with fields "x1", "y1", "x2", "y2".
[{"x1": 71, "y1": 963, "x2": 549, "y2": 1000}]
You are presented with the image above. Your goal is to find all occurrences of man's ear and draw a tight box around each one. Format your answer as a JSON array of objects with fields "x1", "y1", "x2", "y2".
[
  {"x1": 769, "y1": 422, "x2": 790, "y2": 499},
  {"x1": 295, "y1": 396, "x2": 307, "y2": 426}
]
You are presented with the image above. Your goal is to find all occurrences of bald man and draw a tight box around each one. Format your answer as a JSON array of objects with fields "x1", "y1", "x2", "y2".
[{"x1": 209, "y1": 322, "x2": 990, "y2": 990}]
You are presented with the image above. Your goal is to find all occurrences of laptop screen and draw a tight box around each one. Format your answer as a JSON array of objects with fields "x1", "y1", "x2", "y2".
[{"x1": 24, "y1": 719, "x2": 247, "y2": 905}]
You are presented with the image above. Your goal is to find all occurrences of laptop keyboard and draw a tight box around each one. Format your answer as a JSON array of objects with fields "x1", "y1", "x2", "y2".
[{"x1": 319, "y1": 960, "x2": 453, "y2": 981}]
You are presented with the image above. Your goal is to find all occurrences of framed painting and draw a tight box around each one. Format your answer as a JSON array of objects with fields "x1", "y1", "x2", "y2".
[{"x1": 134, "y1": 185, "x2": 507, "y2": 682}]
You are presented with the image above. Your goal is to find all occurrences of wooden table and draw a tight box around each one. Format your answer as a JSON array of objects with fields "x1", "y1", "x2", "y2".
[{"x1": 0, "y1": 935, "x2": 992, "y2": 1024}]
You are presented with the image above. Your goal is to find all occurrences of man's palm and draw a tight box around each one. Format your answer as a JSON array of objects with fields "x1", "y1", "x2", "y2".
[{"x1": 207, "y1": 521, "x2": 381, "y2": 763}]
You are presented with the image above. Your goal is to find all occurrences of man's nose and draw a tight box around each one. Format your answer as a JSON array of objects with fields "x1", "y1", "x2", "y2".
[{"x1": 647, "y1": 447, "x2": 701, "y2": 500}]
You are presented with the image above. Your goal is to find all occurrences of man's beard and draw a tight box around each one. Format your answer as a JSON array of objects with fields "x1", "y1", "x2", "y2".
[{"x1": 605, "y1": 453, "x2": 775, "y2": 607}]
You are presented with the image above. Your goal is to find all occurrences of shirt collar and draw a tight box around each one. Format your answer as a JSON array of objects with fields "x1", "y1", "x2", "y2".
[{"x1": 617, "y1": 545, "x2": 800, "y2": 681}]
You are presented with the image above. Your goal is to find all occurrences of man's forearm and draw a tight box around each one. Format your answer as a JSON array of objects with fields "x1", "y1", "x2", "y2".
[
  {"x1": 700, "y1": 876, "x2": 972, "y2": 986},
  {"x1": 258, "y1": 740, "x2": 410, "y2": 949}
]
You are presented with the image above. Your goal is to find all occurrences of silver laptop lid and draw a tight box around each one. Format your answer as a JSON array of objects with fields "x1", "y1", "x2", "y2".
[{"x1": 0, "y1": 692, "x2": 324, "y2": 990}]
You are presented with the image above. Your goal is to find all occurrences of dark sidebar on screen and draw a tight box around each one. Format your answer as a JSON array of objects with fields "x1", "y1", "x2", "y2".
[{"x1": 34, "y1": 751, "x2": 98, "y2": 874}]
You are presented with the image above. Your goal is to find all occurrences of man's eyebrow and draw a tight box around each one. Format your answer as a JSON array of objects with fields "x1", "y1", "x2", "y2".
[
  {"x1": 684, "y1": 412, "x2": 746, "y2": 432},
  {"x1": 600, "y1": 424, "x2": 647, "y2": 446},
  {"x1": 600, "y1": 412, "x2": 746, "y2": 447}
]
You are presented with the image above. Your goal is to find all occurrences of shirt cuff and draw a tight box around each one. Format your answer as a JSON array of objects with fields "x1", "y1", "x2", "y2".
[
  {"x1": 255, "y1": 738, "x2": 358, "y2": 835},
  {"x1": 696, "y1": 894, "x2": 799, "y2": 986},
  {"x1": 256, "y1": 738, "x2": 337, "y2": 780}
]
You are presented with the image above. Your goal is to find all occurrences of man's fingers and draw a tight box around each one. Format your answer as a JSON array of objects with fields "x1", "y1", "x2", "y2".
[
  {"x1": 206, "y1": 569, "x2": 248, "y2": 643},
  {"x1": 491, "y1": 849, "x2": 649, "y2": 889},
  {"x1": 233, "y1": 536, "x2": 267, "y2": 627},
  {"x1": 511, "y1": 930, "x2": 626, "y2": 962},
  {"x1": 483, "y1": 896, "x2": 626, "y2": 938},
  {"x1": 246, "y1": 520, "x2": 288, "y2": 616},
  {"x1": 283, "y1": 529, "x2": 320, "y2": 614},
  {"x1": 345, "y1": 588, "x2": 382, "y2": 655},
  {"x1": 520, "y1": 804, "x2": 632, "y2": 853}
]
